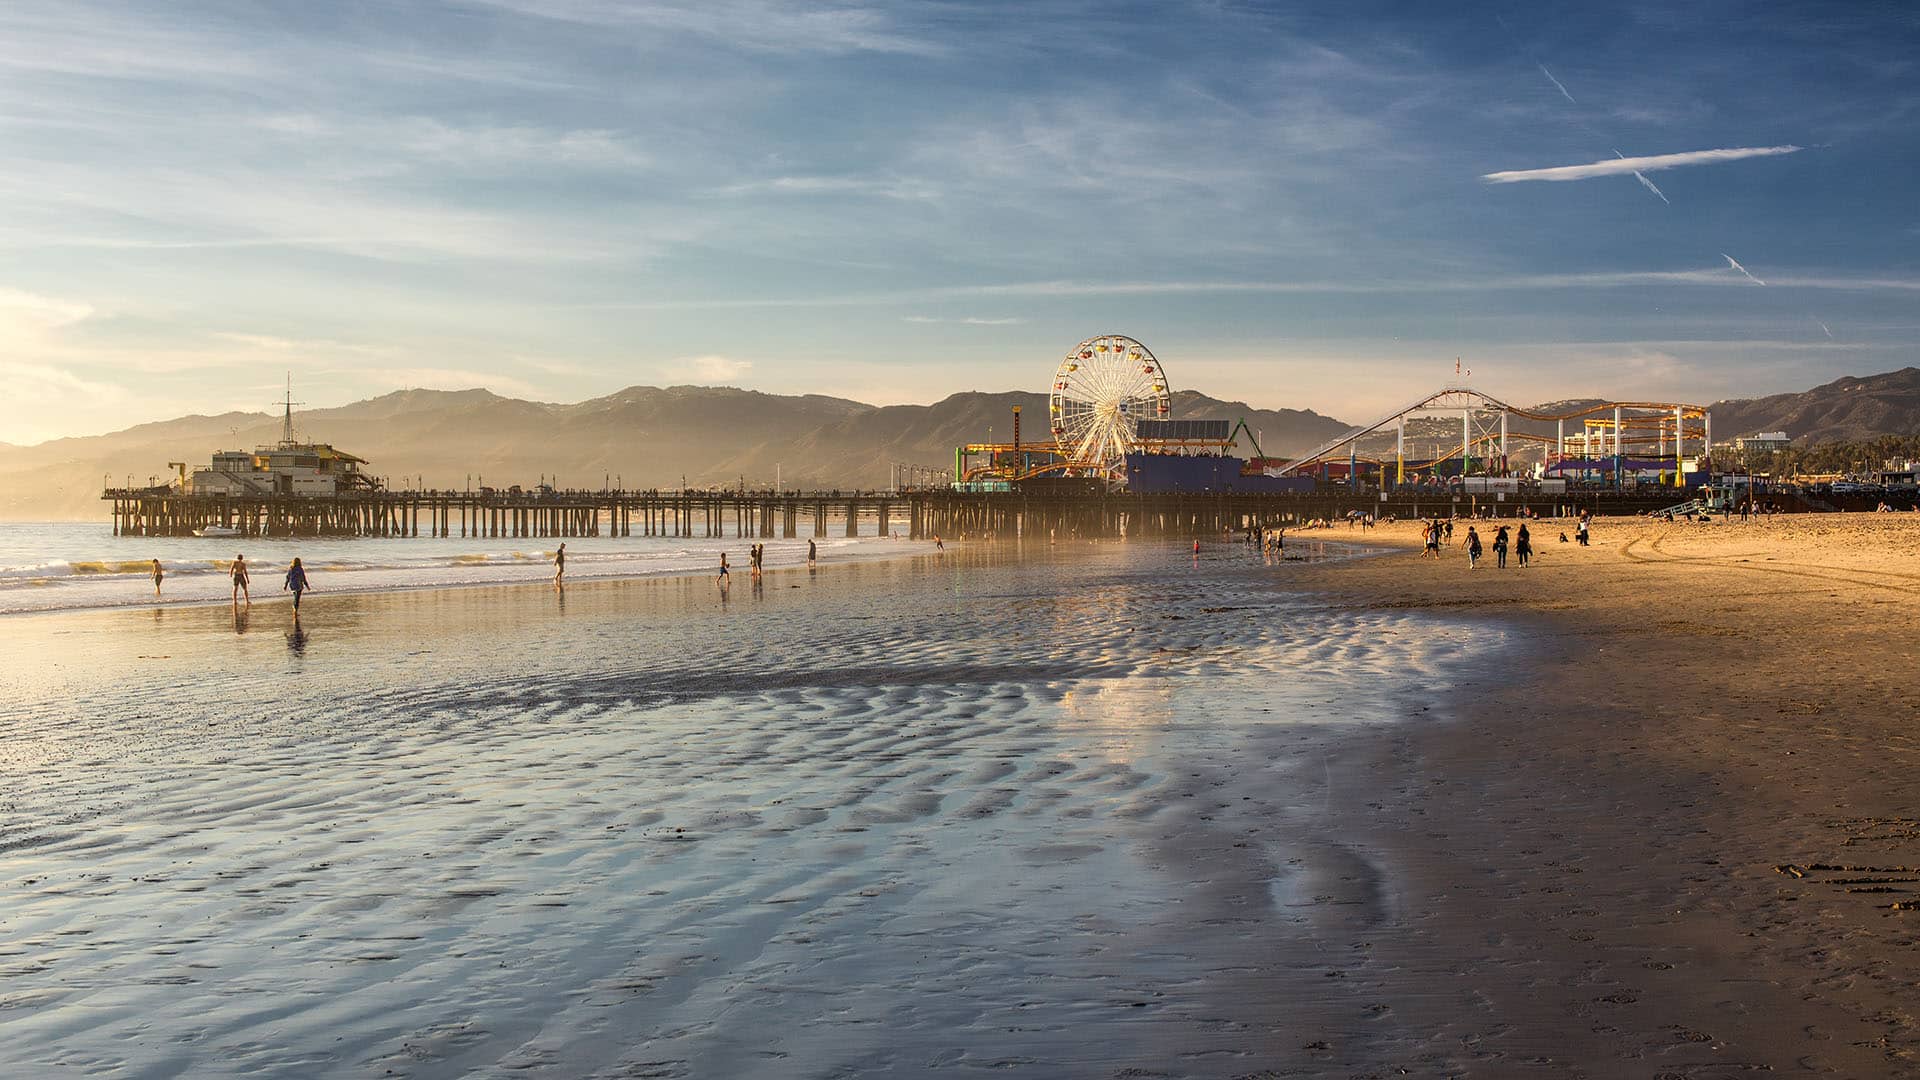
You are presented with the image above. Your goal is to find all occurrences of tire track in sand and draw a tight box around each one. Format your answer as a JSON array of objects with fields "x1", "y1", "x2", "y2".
[{"x1": 1620, "y1": 535, "x2": 1920, "y2": 595}]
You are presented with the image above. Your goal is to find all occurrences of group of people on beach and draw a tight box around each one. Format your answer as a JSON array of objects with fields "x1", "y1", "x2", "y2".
[
  {"x1": 1420, "y1": 518, "x2": 1533, "y2": 570},
  {"x1": 717, "y1": 539, "x2": 820, "y2": 589}
]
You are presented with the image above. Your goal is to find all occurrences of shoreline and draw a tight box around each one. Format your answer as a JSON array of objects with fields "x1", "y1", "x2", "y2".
[{"x1": 0, "y1": 532, "x2": 948, "y2": 621}]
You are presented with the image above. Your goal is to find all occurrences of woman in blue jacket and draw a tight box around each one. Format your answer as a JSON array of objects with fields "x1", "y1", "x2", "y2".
[{"x1": 284, "y1": 557, "x2": 312, "y2": 613}]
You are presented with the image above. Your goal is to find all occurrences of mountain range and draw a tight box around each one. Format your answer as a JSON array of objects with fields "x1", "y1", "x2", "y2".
[
  {"x1": 6, "y1": 368, "x2": 1918, "y2": 521},
  {"x1": 0, "y1": 386, "x2": 1346, "y2": 520}
]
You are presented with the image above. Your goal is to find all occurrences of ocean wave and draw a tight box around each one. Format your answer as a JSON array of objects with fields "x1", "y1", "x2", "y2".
[{"x1": 0, "y1": 532, "x2": 940, "y2": 615}]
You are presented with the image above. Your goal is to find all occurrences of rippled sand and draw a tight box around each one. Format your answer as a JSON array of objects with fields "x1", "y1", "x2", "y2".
[{"x1": 0, "y1": 542, "x2": 1488, "y2": 1078}]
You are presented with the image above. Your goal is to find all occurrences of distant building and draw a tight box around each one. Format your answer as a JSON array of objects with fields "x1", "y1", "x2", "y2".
[
  {"x1": 186, "y1": 389, "x2": 378, "y2": 497},
  {"x1": 1732, "y1": 431, "x2": 1791, "y2": 453}
]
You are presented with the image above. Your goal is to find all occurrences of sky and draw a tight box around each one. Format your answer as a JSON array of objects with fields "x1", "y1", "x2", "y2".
[{"x1": 0, "y1": 0, "x2": 1916, "y2": 444}]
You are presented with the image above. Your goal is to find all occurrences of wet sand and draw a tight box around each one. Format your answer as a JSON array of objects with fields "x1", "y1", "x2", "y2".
[
  {"x1": 1, "y1": 542, "x2": 1492, "y2": 1078},
  {"x1": 6, "y1": 518, "x2": 1916, "y2": 1077}
]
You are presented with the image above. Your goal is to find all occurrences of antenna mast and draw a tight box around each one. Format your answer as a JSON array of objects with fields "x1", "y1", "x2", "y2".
[{"x1": 279, "y1": 373, "x2": 307, "y2": 447}]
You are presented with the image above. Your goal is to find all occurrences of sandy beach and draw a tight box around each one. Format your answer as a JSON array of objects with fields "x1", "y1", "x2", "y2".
[
  {"x1": 1290, "y1": 512, "x2": 1920, "y2": 1075},
  {"x1": 4, "y1": 519, "x2": 1919, "y2": 1076}
]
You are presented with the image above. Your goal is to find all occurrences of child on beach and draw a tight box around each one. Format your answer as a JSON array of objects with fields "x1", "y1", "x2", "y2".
[
  {"x1": 717, "y1": 551, "x2": 730, "y2": 585},
  {"x1": 152, "y1": 558, "x2": 163, "y2": 597},
  {"x1": 1465, "y1": 526, "x2": 1482, "y2": 569},
  {"x1": 1516, "y1": 523, "x2": 1532, "y2": 567},
  {"x1": 230, "y1": 554, "x2": 250, "y2": 605},
  {"x1": 283, "y1": 557, "x2": 311, "y2": 613}
]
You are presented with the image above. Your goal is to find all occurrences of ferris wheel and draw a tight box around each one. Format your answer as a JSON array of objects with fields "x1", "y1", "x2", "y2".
[{"x1": 1049, "y1": 334, "x2": 1172, "y2": 469}]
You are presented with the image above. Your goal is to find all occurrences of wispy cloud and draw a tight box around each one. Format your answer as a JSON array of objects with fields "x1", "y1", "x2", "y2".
[
  {"x1": 713, "y1": 175, "x2": 939, "y2": 201},
  {"x1": 1483, "y1": 145, "x2": 1803, "y2": 183},
  {"x1": 901, "y1": 315, "x2": 1024, "y2": 325},
  {"x1": 0, "y1": 286, "x2": 94, "y2": 331},
  {"x1": 556, "y1": 266, "x2": 1920, "y2": 312},
  {"x1": 464, "y1": 0, "x2": 942, "y2": 56},
  {"x1": 683, "y1": 355, "x2": 754, "y2": 382}
]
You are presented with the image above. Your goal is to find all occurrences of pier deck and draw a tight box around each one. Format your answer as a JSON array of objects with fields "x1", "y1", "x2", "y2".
[{"x1": 105, "y1": 488, "x2": 1693, "y2": 540}]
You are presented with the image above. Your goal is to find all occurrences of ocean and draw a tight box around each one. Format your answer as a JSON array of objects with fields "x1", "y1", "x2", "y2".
[{"x1": 0, "y1": 522, "x2": 919, "y2": 616}]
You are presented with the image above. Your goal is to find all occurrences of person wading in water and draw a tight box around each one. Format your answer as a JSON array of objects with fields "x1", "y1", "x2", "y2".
[
  {"x1": 283, "y1": 557, "x2": 311, "y2": 614},
  {"x1": 230, "y1": 554, "x2": 251, "y2": 606}
]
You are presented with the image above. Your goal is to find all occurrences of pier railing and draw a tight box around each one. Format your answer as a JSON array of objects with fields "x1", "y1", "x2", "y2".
[{"x1": 104, "y1": 487, "x2": 1695, "y2": 540}]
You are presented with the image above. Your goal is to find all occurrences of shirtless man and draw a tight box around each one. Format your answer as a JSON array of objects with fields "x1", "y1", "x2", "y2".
[{"x1": 230, "y1": 553, "x2": 251, "y2": 605}]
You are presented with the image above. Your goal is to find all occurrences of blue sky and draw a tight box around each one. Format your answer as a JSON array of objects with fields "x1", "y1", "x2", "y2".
[{"x1": 1, "y1": 0, "x2": 1915, "y2": 442}]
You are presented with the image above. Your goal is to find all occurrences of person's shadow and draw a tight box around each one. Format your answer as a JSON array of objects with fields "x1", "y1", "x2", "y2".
[
  {"x1": 286, "y1": 620, "x2": 309, "y2": 655},
  {"x1": 233, "y1": 605, "x2": 250, "y2": 635}
]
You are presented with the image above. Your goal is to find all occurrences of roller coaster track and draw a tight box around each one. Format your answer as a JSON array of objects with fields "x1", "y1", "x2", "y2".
[{"x1": 1277, "y1": 385, "x2": 1710, "y2": 476}]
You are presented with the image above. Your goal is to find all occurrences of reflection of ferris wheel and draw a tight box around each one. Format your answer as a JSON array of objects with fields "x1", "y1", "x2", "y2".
[{"x1": 1049, "y1": 334, "x2": 1172, "y2": 469}]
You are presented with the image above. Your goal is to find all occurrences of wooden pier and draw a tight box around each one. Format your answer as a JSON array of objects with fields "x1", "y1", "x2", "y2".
[{"x1": 105, "y1": 487, "x2": 1690, "y2": 541}]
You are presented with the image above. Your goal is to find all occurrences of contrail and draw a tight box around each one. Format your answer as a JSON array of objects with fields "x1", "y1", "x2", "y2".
[
  {"x1": 1485, "y1": 145, "x2": 1803, "y2": 183},
  {"x1": 1722, "y1": 253, "x2": 1766, "y2": 286},
  {"x1": 1616, "y1": 150, "x2": 1670, "y2": 204},
  {"x1": 1539, "y1": 65, "x2": 1576, "y2": 103},
  {"x1": 1813, "y1": 316, "x2": 1833, "y2": 338}
]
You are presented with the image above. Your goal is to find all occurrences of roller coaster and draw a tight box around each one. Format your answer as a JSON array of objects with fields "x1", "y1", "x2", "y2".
[{"x1": 1274, "y1": 385, "x2": 1712, "y2": 488}]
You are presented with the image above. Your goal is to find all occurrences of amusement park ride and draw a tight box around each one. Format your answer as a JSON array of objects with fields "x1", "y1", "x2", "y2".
[
  {"x1": 955, "y1": 334, "x2": 1186, "y2": 486},
  {"x1": 956, "y1": 339, "x2": 1716, "y2": 492}
]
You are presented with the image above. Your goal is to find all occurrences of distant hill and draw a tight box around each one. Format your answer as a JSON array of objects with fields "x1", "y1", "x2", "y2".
[
  {"x1": 1706, "y1": 368, "x2": 1920, "y2": 444},
  {"x1": 14, "y1": 367, "x2": 1916, "y2": 521},
  {"x1": 0, "y1": 385, "x2": 1349, "y2": 520}
]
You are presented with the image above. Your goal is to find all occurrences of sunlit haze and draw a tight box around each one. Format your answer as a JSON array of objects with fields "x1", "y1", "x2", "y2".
[{"x1": 2, "y1": 1, "x2": 1915, "y2": 444}]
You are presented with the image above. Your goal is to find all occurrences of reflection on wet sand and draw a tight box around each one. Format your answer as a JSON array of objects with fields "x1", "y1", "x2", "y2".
[{"x1": 0, "y1": 542, "x2": 1479, "y2": 1077}]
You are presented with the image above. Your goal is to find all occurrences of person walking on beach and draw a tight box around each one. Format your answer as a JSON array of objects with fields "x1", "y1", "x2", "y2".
[
  {"x1": 151, "y1": 558, "x2": 164, "y2": 598},
  {"x1": 554, "y1": 543, "x2": 566, "y2": 588},
  {"x1": 1442, "y1": 519, "x2": 1454, "y2": 545},
  {"x1": 750, "y1": 543, "x2": 763, "y2": 580},
  {"x1": 283, "y1": 557, "x2": 311, "y2": 614},
  {"x1": 1465, "y1": 526, "x2": 1482, "y2": 569},
  {"x1": 1516, "y1": 523, "x2": 1532, "y2": 568},
  {"x1": 1492, "y1": 525, "x2": 1509, "y2": 569},
  {"x1": 717, "y1": 551, "x2": 730, "y2": 586},
  {"x1": 807, "y1": 538, "x2": 817, "y2": 569},
  {"x1": 1420, "y1": 520, "x2": 1439, "y2": 559},
  {"x1": 230, "y1": 553, "x2": 251, "y2": 605},
  {"x1": 1575, "y1": 516, "x2": 1590, "y2": 547}
]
